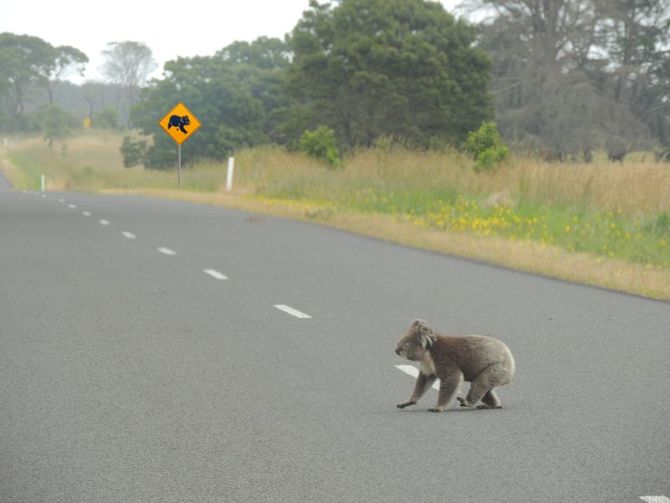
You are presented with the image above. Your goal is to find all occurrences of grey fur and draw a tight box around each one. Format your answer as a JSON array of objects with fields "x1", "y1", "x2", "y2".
[{"x1": 395, "y1": 320, "x2": 515, "y2": 412}]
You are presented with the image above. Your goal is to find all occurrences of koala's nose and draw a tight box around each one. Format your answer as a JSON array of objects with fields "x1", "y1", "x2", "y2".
[{"x1": 395, "y1": 349, "x2": 400, "y2": 356}]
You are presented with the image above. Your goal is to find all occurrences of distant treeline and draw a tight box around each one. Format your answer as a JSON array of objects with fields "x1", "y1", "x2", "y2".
[
  {"x1": 476, "y1": 0, "x2": 670, "y2": 161},
  {"x1": 2, "y1": 0, "x2": 669, "y2": 164},
  {"x1": 0, "y1": 34, "x2": 155, "y2": 138}
]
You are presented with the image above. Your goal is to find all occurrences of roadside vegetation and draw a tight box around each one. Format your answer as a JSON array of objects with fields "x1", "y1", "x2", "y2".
[{"x1": 3, "y1": 131, "x2": 669, "y2": 300}]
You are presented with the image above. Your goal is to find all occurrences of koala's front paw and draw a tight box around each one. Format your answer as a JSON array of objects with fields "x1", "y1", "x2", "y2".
[
  {"x1": 428, "y1": 407, "x2": 445, "y2": 413},
  {"x1": 397, "y1": 400, "x2": 417, "y2": 409},
  {"x1": 457, "y1": 397, "x2": 472, "y2": 407}
]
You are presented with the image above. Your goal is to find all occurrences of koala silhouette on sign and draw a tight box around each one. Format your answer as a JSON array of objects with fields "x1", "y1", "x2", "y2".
[{"x1": 168, "y1": 115, "x2": 190, "y2": 134}]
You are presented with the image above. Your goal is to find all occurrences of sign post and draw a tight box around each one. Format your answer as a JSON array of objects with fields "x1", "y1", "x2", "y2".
[{"x1": 158, "y1": 102, "x2": 201, "y2": 187}]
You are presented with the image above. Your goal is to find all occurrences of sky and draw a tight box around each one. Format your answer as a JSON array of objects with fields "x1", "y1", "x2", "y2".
[{"x1": 0, "y1": 0, "x2": 462, "y2": 83}]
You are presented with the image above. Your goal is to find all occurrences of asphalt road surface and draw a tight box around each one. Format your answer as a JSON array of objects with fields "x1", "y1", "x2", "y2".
[{"x1": 1, "y1": 185, "x2": 668, "y2": 502}]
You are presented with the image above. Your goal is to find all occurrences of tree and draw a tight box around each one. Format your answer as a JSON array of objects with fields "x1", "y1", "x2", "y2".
[
  {"x1": 80, "y1": 80, "x2": 101, "y2": 125},
  {"x1": 43, "y1": 45, "x2": 88, "y2": 104},
  {"x1": 101, "y1": 41, "x2": 157, "y2": 126},
  {"x1": 0, "y1": 33, "x2": 54, "y2": 129},
  {"x1": 595, "y1": 0, "x2": 670, "y2": 147},
  {"x1": 217, "y1": 37, "x2": 291, "y2": 69},
  {"x1": 468, "y1": 0, "x2": 670, "y2": 158},
  {"x1": 288, "y1": 0, "x2": 493, "y2": 149},
  {"x1": 214, "y1": 37, "x2": 293, "y2": 144}
]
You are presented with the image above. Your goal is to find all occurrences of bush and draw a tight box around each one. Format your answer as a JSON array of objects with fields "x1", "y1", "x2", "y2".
[
  {"x1": 120, "y1": 136, "x2": 147, "y2": 168},
  {"x1": 464, "y1": 121, "x2": 509, "y2": 172},
  {"x1": 299, "y1": 126, "x2": 341, "y2": 168},
  {"x1": 40, "y1": 105, "x2": 80, "y2": 146},
  {"x1": 144, "y1": 143, "x2": 177, "y2": 169}
]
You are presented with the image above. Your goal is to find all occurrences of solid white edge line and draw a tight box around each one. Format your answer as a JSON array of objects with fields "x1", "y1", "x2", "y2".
[
  {"x1": 99, "y1": 219, "x2": 110, "y2": 226},
  {"x1": 204, "y1": 269, "x2": 228, "y2": 280},
  {"x1": 274, "y1": 304, "x2": 312, "y2": 319},
  {"x1": 640, "y1": 497, "x2": 670, "y2": 503},
  {"x1": 394, "y1": 364, "x2": 440, "y2": 390},
  {"x1": 122, "y1": 231, "x2": 136, "y2": 239},
  {"x1": 157, "y1": 247, "x2": 177, "y2": 256}
]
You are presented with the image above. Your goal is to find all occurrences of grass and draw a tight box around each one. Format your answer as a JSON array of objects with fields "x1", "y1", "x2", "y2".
[
  {"x1": 2, "y1": 131, "x2": 669, "y2": 300},
  {"x1": 231, "y1": 145, "x2": 670, "y2": 269},
  {"x1": 4, "y1": 132, "x2": 225, "y2": 193}
]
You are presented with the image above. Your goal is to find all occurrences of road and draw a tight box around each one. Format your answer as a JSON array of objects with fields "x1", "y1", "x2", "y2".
[{"x1": 1, "y1": 186, "x2": 668, "y2": 502}]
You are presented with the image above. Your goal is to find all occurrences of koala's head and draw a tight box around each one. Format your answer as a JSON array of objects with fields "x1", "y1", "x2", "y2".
[
  {"x1": 394, "y1": 319, "x2": 436, "y2": 361},
  {"x1": 182, "y1": 115, "x2": 190, "y2": 125}
]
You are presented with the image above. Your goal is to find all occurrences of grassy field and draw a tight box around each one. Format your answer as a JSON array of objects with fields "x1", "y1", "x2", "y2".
[{"x1": 2, "y1": 131, "x2": 669, "y2": 299}]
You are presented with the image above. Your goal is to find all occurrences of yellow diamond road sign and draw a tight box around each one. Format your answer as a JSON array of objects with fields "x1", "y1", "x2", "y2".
[{"x1": 159, "y1": 102, "x2": 201, "y2": 145}]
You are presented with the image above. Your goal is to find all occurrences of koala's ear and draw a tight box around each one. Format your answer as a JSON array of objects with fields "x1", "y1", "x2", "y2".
[
  {"x1": 418, "y1": 332, "x2": 435, "y2": 349},
  {"x1": 411, "y1": 319, "x2": 426, "y2": 328},
  {"x1": 417, "y1": 322, "x2": 435, "y2": 348}
]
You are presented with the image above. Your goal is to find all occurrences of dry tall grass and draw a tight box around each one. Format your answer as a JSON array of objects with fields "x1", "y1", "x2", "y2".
[{"x1": 233, "y1": 145, "x2": 670, "y2": 217}]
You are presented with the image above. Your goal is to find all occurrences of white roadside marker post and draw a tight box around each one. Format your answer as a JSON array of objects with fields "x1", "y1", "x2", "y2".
[
  {"x1": 226, "y1": 157, "x2": 234, "y2": 191},
  {"x1": 40, "y1": 174, "x2": 45, "y2": 192}
]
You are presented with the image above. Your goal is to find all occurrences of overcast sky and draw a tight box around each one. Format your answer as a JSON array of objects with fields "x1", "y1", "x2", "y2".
[{"x1": 0, "y1": 0, "x2": 462, "y2": 83}]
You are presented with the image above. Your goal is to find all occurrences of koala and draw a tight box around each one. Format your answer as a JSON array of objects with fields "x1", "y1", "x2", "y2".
[
  {"x1": 395, "y1": 320, "x2": 515, "y2": 412},
  {"x1": 167, "y1": 114, "x2": 190, "y2": 134}
]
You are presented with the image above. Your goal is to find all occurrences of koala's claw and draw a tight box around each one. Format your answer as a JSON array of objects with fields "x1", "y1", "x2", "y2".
[
  {"x1": 397, "y1": 401, "x2": 417, "y2": 409},
  {"x1": 457, "y1": 397, "x2": 472, "y2": 407}
]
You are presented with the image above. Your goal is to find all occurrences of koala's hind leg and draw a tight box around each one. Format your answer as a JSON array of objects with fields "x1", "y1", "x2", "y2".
[
  {"x1": 478, "y1": 389, "x2": 502, "y2": 409},
  {"x1": 459, "y1": 364, "x2": 508, "y2": 408}
]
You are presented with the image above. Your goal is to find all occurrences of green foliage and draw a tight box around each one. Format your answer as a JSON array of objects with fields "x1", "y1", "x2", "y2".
[
  {"x1": 131, "y1": 37, "x2": 291, "y2": 168},
  {"x1": 0, "y1": 33, "x2": 55, "y2": 130},
  {"x1": 40, "y1": 104, "x2": 79, "y2": 145},
  {"x1": 93, "y1": 107, "x2": 118, "y2": 129},
  {"x1": 120, "y1": 136, "x2": 147, "y2": 168},
  {"x1": 299, "y1": 126, "x2": 341, "y2": 167},
  {"x1": 464, "y1": 122, "x2": 509, "y2": 172},
  {"x1": 218, "y1": 37, "x2": 291, "y2": 70},
  {"x1": 288, "y1": 0, "x2": 493, "y2": 148},
  {"x1": 143, "y1": 135, "x2": 178, "y2": 170}
]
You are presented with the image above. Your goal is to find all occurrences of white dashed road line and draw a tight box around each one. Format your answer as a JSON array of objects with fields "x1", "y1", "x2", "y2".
[
  {"x1": 204, "y1": 269, "x2": 228, "y2": 280},
  {"x1": 122, "y1": 231, "x2": 136, "y2": 240},
  {"x1": 395, "y1": 364, "x2": 440, "y2": 390},
  {"x1": 640, "y1": 497, "x2": 670, "y2": 503},
  {"x1": 68, "y1": 204, "x2": 77, "y2": 209},
  {"x1": 274, "y1": 304, "x2": 312, "y2": 319},
  {"x1": 99, "y1": 219, "x2": 110, "y2": 226},
  {"x1": 82, "y1": 211, "x2": 91, "y2": 217},
  {"x1": 157, "y1": 247, "x2": 177, "y2": 256},
  {"x1": 58, "y1": 198, "x2": 65, "y2": 203}
]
